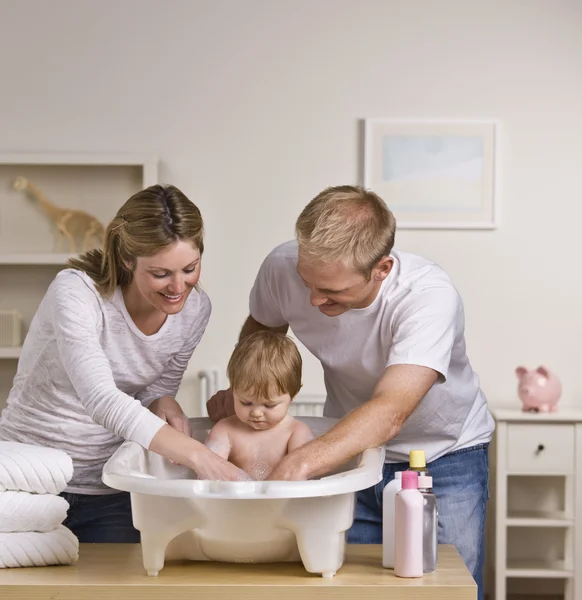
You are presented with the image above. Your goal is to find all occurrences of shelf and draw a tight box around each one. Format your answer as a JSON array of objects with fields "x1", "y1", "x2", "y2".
[
  {"x1": 0, "y1": 152, "x2": 156, "y2": 166},
  {"x1": 0, "y1": 152, "x2": 158, "y2": 186},
  {"x1": 506, "y1": 510, "x2": 573, "y2": 527},
  {"x1": 0, "y1": 254, "x2": 75, "y2": 265},
  {"x1": 506, "y1": 559, "x2": 573, "y2": 578},
  {"x1": 0, "y1": 347, "x2": 21, "y2": 359},
  {"x1": 493, "y1": 406, "x2": 582, "y2": 423},
  {"x1": 506, "y1": 469, "x2": 574, "y2": 476}
]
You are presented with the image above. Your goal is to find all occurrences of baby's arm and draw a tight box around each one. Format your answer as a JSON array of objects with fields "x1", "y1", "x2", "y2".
[
  {"x1": 205, "y1": 420, "x2": 232, "y2": 460},
  {"x1": 287, "y1": 420, "x2": 315, "y2": 453}
]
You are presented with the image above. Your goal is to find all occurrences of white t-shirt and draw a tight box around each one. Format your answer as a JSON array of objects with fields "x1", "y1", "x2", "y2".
[
  {"x1": 0, "y1": 269, "x2": 211, "y2": 493},
  {"x1": 249, "y1": 241, "x2": 494, "y2": 463}
]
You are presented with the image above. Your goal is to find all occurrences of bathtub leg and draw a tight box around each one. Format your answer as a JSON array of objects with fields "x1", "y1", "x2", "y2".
[
  {"x1": 295, "y1": 530, "x2": 345, "y2": 578},
  {"x1": 141, "y1": 533, "x2": 170, "y2": 576}
]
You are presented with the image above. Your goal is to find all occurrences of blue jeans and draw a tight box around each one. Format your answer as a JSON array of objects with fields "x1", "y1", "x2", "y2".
[
  {"x1": 60, "y1": 492, "x2": 140, "y2": 543},
  {"x1": 348, "y1": 443, "x2": 489, "y2": 600}
]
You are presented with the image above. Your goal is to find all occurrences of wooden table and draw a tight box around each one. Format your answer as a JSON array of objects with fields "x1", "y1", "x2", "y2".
[{"x1": 0, "y1": 543, "x2": 476, "y2": 599}]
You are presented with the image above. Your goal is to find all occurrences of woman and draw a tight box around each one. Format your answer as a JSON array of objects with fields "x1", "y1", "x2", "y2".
[{"x1": 0, "y1": 184, "x2": 245, "y2": 543}]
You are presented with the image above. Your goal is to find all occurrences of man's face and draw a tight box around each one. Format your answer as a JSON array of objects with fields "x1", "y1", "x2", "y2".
[{"x1": 296, "y1": 253, "x2": 393, "y2": 317}]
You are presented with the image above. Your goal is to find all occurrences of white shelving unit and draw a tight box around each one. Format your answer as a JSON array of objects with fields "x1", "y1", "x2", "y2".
[
  {"x1": 0, "y1": 153, "x2": 158, "y2": 406},
  {"x1": 493, "y1": 407, "x2": 582, "y2": 600},
  {"x1": 0, "y1": 254, "x2": 74, "y2": 265},
  {"x1": 0, "y1": 153, "x2": 157, "y2": 186}
]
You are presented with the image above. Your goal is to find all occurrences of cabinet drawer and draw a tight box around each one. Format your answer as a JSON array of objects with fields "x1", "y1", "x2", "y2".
[{"x1": 506, "y1": 424, "x2": 574, "y2": 473}]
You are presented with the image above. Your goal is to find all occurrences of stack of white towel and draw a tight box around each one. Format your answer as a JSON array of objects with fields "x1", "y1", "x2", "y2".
[{"x1": 0, "y1": 441, "x2": 79, "y2": 568}]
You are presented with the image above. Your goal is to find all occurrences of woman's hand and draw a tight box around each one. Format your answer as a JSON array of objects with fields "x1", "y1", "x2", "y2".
[
  {"x1": 149, "y1": 424, "x2": 249, "y2": 481},
  {"x1": 190, "y1": 445, "x2": 251, "y2": 481},
  {"x1": 149, "y1": 395, "x2": 190, "y2": 436}
]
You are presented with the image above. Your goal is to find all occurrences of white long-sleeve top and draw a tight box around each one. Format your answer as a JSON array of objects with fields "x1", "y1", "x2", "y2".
[{"x1": 0, "y1": 269, "x2": 211, "y2": 494}]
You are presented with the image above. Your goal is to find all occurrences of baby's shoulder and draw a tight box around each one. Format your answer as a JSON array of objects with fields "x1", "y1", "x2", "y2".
[
  {"x1": 289, "y1": 417, "x2": 314, "y2": 438},
  {"x1": 209, "y1": 416, "x2": 239, "y2": 435}
]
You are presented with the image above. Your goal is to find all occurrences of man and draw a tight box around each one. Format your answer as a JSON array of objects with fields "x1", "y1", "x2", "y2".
[{"x1": 207, "y1": 185, "x2": 493, "y2": 599}]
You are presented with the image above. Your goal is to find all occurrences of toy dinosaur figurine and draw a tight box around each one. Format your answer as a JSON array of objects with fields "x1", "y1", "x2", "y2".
[{"x1": 13, "y1": 176, "x2": 105, "y2": 253}]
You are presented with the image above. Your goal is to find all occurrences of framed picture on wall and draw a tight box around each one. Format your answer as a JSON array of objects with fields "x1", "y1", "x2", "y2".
[{"x1": 363, "y1": 119, "x2": 500, "y2": 229}]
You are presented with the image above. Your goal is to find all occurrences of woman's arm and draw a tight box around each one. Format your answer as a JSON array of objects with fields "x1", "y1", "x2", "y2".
[
  {"x1": 150, "y1": 424, "x2": 245, "y2": 480},
  {"x1": 50, "y1": 272, "x2": 245, "y2": 480},
  {"x1": 148, "y1": 395, "x2": 190, "y2": 436}
]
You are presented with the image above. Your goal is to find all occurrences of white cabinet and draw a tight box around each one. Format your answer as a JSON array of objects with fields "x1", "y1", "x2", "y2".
[
  {"x1": 493, "y1": 408, "x2": 582, "y2": 600},
  {"x1": 0, "y1": 153, "x2": 157, "y2": 407}
]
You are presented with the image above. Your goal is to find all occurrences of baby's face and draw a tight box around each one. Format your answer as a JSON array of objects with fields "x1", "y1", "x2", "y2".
[{"x1": 233, "y1": 390, "x2": 292, "y2": 430}]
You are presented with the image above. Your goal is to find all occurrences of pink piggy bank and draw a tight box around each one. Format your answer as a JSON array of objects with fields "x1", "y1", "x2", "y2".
[{"x1": 516, "y1": 366, "x2": 562, "y2": 413}]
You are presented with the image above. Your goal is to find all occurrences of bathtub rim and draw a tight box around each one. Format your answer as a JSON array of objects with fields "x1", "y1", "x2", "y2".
[{"x1": 102, "y1": 416, "x2": 385, "y2": 500}]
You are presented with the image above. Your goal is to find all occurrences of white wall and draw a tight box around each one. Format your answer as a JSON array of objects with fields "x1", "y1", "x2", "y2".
[{"x1": 1, "y1": 0, "x2": 582, "y2": 414}]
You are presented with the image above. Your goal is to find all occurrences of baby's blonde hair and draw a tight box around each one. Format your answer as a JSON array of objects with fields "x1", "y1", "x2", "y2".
[
  {"x1": 227, "y1": 331, "x2": 302, "y2": 400},
  {"x1": 295, "y1": 185, "x2": 396, "y2": 279}
]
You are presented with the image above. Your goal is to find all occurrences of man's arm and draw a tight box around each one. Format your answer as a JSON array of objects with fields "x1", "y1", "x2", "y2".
[
  {"x1": 268, "y1": 283, "x2": 460, "y2": 480},
  {"x1": 268, "y1": 364, "x2": 438, "y2": 480}
]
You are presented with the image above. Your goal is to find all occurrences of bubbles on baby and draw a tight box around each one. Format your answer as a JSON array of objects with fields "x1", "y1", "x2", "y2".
[{"x1": 247, "y1": 444, "x2": 271, "y2": 481}]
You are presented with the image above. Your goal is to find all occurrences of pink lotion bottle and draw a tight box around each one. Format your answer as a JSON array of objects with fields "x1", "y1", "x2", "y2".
[{"x1": 394, "y1": 470, "x2": 424, "y2": 578}]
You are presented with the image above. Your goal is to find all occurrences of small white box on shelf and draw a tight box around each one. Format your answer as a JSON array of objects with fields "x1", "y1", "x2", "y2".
[{"x1": 0, "y1": 309, "x2": 22, "y2": 347}]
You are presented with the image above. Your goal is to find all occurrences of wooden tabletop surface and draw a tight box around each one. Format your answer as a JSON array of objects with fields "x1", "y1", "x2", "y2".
[{"x1": 0, "y1": 543, "x2": 476, "y2": 600}]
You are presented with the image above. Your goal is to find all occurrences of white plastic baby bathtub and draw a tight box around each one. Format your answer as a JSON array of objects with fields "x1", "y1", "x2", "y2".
[{"x1": 102, "y1": 417, "x2": 384, "y2": 578}]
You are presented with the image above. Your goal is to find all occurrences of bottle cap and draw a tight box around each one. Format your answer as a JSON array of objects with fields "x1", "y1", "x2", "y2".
[
  {"x1": 418, "y1": 475, "x2": 432, "y2": 489},
  {"x1": 409, "y1": 450, "x2": 426, "y2": 468},
  {"x1": 395, "y1": 471, "x2": 403, "y2": 479},
  {"x1": 401, "y1": 470, "x2": 418, "y2": 489}
]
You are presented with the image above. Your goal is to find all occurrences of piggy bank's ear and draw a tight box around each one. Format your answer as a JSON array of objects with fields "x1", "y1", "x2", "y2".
[
  {"x1": 516, "y1": 366, "x2": 528, "y2": 379},
  {"x1": 537, "y1": 366, "x2": 550, "y2": 378}
]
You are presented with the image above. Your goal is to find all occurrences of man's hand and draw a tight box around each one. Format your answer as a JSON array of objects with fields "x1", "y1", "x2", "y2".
[
  {"x1": 206, "y1": 389, "x2": 235, "y2": 421},
  {"x1": 271, "y1": 364, "x2": 439, "y2": 480},
  {"x1": 149, "y1": 396, "x2": 190, "y2": 437},
  {"x1": 268, "y1": 447, "x2": 312, "y2": 481}
]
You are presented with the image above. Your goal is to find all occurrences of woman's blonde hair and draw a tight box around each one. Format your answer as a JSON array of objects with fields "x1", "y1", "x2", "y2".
[
  {"x1": 295, "y1": 185, "x2": 396, "y2": 279},
  {"x1": 68, "y1": 184, "x2": 203, "y2": 297},
  {"x1": 227, "y1": 331, "x2": 302, "y2": 400}
]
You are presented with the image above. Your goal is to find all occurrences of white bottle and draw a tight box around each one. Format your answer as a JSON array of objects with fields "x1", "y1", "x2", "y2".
[
  {"x1": 394, "y1": 470, "x2": 424, "y2": 578},
  {"x1": 382, "y1": 471, "x2": 403, "y2": 568},
  {"x1": 418, "y1": 475, "x2": 438, "y2": 573}
]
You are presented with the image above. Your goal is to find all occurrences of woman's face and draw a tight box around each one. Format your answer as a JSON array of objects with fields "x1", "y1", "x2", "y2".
[{"x1": 131, "y1": 240, "x2": 201, "y2": 315}]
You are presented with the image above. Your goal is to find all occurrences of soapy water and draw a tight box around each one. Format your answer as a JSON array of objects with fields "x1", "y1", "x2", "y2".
[
  {"x1": 202, "y1": 428, "x2": 285, "y2": 481},
  {"x1": 204, "y1": 439, "x2": 228, "y2": 456},
  {"x1": 247, "y1": 456, "x2": 271, "y2": 481},
  {"x1": 246, "y1": 442, "x2": 274, "y2": 481},
  {"x1": 204, "y1": 435, "x2": 272, "y2": 481}
]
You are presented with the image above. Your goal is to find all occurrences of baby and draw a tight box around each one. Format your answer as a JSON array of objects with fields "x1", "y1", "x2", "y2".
[{"x1": 205, "y1": 330, "x2": 314, "y2": 480}]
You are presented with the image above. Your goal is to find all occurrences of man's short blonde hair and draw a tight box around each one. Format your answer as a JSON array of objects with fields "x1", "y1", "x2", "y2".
[
  {"x1": 295, "y1": 185, "x2": 396, "y2": 278},
  {"x1": 227, "y1": 331, "x2": 302, "y2": 400}
]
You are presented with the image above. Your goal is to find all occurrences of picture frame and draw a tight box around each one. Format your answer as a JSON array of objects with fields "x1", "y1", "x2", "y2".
[{"x1": 363, "y1": 119, "x2": 500, "y2": 230}]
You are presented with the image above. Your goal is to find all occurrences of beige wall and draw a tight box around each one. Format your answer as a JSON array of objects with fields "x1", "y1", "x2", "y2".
[
  {"x1": 2, "y1": 2, "x2": 582, "y2": 596},
  {"x1": 1, "y1": 0, "x2": 581, "y2": 411}
]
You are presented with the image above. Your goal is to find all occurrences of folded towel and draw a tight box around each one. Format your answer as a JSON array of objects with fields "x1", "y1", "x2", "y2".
[
  {"x1": 0, "y1": 525, "x2": 79, "y2": 568},
  {"x1": 0, "y1": 442, "x2": 73, "y2": 495},
  {"x1": 0, "y1": 491, "x2": 69, "y2": 533}
]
